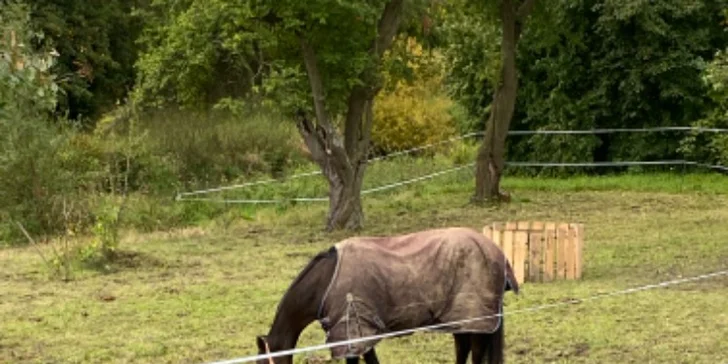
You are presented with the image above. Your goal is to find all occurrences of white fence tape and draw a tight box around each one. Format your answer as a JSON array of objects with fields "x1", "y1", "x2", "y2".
[
  {"x1": 506, "y1": 126, "x2": 728, "y2": 135},
  {"x1": 361, "y1": 164, "x2": 475, "y2": 195},
  {"x1": 506, "y1": 160, "x2": 689, "y2": 167},
  {"x1": 694, "y1": 162, "x2": 728, "y2": 172},
  {"x1": 176, "y1": 171, "x2": 323, "y2": 198},
  {"x1": 175, "y1": 160, "x2": 726, "y2": 205},
  {"x1": 176, "y1": 133, "x2": 481, "y2": 199},
  {"x1": 175, "y1": 126, "x2": 728, "y2": 202}
]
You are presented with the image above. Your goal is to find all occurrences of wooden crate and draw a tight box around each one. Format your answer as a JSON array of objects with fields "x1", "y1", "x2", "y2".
[{"x1": 483, "y1": 221, "x2": 584, "y2": 284}]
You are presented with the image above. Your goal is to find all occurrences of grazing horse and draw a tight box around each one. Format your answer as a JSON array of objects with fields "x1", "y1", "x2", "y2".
[{"x1": 255, "y1": 227, "x2": 519, "y2": 364}]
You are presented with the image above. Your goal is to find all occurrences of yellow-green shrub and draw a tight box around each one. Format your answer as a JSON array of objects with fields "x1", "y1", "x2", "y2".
[
  {"x1": 371, "y1": 37, "x2": 457, "y2": 155},
  {"x1": 372, "y1": 85, "x2": 457, "y2": 154}
]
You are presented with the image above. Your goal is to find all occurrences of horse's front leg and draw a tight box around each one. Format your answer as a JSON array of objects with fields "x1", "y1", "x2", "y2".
[
  {"x1": 469, "y1": 333, "x2": 488, "y2": 364},
  {"x1": 453, "y1": 333, "x2": 471, "y2": 364},
  {"x1": 363, "y1": 348, "x2": 380, "y2": 364},
  {"x1": 346, "y1": 356, "x2": 360, "y2": 364}
]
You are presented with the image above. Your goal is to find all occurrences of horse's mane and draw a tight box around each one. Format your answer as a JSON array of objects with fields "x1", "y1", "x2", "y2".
[
  {"x1": 272, "y1": 246, "x2": 337, "y2": 318},
  {"x1": 288, "y1": 246, "x2": 336, "y2": 290}
]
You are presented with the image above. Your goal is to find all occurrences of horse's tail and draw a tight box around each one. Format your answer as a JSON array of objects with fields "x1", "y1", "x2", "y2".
[{"x1": 504, "y1": 259, "x2": 520, "y2": 294}]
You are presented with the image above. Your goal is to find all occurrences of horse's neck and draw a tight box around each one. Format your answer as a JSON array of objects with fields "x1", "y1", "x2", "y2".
[
  {"x1": 266, "y1": 298, "x2": 317, "y2": 357},
  {"x1": 267, "y1": 318, "x2": 303, "y2": 353},
  {"x1": 267, "y1": 252, "x2": 335, "y2": 352}
]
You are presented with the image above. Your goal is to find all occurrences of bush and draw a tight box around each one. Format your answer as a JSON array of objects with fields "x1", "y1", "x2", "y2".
[
  {"x1": 680, "y1": 49, "x2": 728, "y2": 167},
  {"x1": 0, "y1": 2, "x2": 86, "y2": 243},
  {"x1": 372, "y1": 37, "x2": 458, "y2": 156},
  {"x1": 372, "y1": 82, "x2": 458, "y2": 155},
  {"x1": 0, "y1": 6, "x2": 168, "y2": 244}
]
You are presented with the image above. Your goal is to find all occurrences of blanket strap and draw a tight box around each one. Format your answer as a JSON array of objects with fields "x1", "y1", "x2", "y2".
[{"x1": 344, "y1": 293, "x2": 363, "y2": 351}]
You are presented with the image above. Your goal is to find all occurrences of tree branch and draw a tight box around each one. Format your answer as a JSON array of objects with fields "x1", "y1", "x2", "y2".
[
  {"x1": 358, "y1": 99, "x2": 374, "y2": 161},
  {"x1": 300, "y1": 36, "x2": 332, "y2": 129},
  {"x1": 344, "y1": 89, "x2": 368, "y2": 160},
  {"x1": 373, "y1": 0, "x2": 404, "y2": 59},
  {"x1": 344, "y1": 0, "x2": 404, "y2": 161},
  {"x1": 295, "y1": 111, "x2": 327, "y2": 166},
  {"x1": 299, "y1": 36, "x2": 352, "y2": 175}
]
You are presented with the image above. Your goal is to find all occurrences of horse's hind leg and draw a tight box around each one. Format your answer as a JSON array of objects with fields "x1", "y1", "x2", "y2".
[
  {"x1": 363, "y1": 348, "x2": 380, "y2": 364},
  {"x1": 486, "y1": 322, "x2": 504, "y2": 364},
  {"x1": 470, "y1": 326, "x2": 504, "y2": 364},
  {"x1": 453, "y1": 333, "x2": 471, "y2": 364},
  {"x1": 346, "y1": 356, "x2": 359, "y2": 364},
  {"x1": 469, "y1": 333, "x2": 488, "y2": 364}
]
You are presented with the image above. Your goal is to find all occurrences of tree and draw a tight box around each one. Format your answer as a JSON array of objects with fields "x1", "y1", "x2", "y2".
[
  {"x1": 29, "y1": 0, "x2": 143, "y2": 125},
  {"x1": 510, "y1": 0, "x2": 728, "y2": 173},
  {"x1": 133, "y1": 0, "x2": 267, "y2": 108},
  {"x1": 681, "y1": 8, "x2": 728, "y2": 167},
  {"x1": 280, "y1": 0, "x2": 407, "y2": 230},
  {"x1": 444, "y1": 0, "x2": 728, "y2": 183},
  {"x1": 133, "y1": 0, "x2": 423, "y2": 231},
  {"x1": 472, "y1": 0, "x2": 537, "y2": 203}
]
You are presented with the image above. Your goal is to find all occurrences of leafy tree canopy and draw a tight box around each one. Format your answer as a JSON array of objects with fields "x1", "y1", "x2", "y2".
[
  {"x1": 442, "y1": 0, "x2": 728, "y2": 171},
  {"x1": 29, "y1": 0, "x2": 142, "y2": 125}
]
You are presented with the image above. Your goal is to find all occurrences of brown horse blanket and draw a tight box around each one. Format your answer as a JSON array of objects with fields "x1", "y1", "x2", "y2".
[{"x1": 317, "y1": 227, "x2": 518, "y2": 359}]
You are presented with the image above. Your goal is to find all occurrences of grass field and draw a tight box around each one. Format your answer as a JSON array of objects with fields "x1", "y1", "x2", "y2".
[{"x1": 1, "y1": 172, "x2": 728, "y2": 363}]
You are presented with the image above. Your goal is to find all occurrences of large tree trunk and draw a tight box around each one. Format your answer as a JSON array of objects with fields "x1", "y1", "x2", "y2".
[
  {"x1": 297, "y1": 0, "x2": 403, "y2": 231},
  {"x1": 326, "y1": 158, "x2": 367, "y2": 231},
  {"x1": 296, "y1": 102, "x2": 373, "y2": 231},
  {"x1": 473, "y1": 0, "x2": 536, "y2": 203}
]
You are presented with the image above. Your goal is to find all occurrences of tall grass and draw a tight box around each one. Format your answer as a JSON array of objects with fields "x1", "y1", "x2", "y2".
[{"x1": 138, "y1": 108, "x2": 307, "y2": 191}]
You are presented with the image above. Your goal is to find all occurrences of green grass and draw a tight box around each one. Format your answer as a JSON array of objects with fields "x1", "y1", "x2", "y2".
[{"x1": 1, "y1": 172, "x2": 728, "y2": 363}]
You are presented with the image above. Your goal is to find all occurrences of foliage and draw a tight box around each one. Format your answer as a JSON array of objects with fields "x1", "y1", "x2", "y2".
[
  {"x1": 0, "y1": 25, "x2": 304, "y2": 245},
  {"x1": 372, "y1": 37, "x2": 457, "y2": 155},
  {"x1": 0, "y1": 1, "x2": 80, "y2": 241},
  {"x1": 441, "y1": 0, "x2": 728, "y2": 174},
  {"x1": 445, "y1": 139, "x2": 480, "y2": 166},
  {"x1": 12, "y1": 198, "x2": 90, "y2": 281},
  {"x1": 29, "y1": 0, "x2": 143, "y2": 124},
  {"x1": 680, "y1": 10, "x2": 728, "y2": 167},
  {"x1": 509, "y1": 0, "x2": 728, "y2": 171},
  {"x1": 133, "y1": 0, "x2": 428, "y2": 119},
  {"x1": 133, "y1": 0, "x2": 267, "y2": 108},
  {"x1": 0, "y1": 1, "x2": 61, "y2": 116},
  {"x1": 1, "y1": 5, "x2": 158, "y2": 245},
  {"x1": 78, "y1": 196, "x2": 126, "y2": 270},
  {"x1": 372, "y1": 83, "x2": 457, "y2": 154},
  {"x1": 259, "y1": 0, "x2": 396, "y2": 115},
  {"x1": 5, "y1": 0, "x2": 728, "y2": 240},
  {"x1": 132, "y1": 0, "x2": 438, "y2": 228},
  {"x1": 440, "y1": 0, "x2": 501, "y2": 130}
]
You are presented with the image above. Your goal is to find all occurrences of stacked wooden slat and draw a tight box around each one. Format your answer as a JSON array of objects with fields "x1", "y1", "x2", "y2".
[{"x1": 483, "y1": 221, "x2": 584, "y2": 284}]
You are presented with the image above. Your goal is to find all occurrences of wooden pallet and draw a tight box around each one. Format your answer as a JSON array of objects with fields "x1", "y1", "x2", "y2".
[{"x1": 483, "y1": 221, "x2": 584, "y2": 284}]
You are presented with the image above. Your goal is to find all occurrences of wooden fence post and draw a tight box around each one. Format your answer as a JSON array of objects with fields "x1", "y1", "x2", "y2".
[{"x1": 483, "y1": 221, "x2": 584, "y2": 284}]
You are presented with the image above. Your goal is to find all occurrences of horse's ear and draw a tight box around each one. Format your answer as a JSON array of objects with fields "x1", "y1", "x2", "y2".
[{"x1": 256, "y1": 335, "x2": 268, "y2": 353}]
